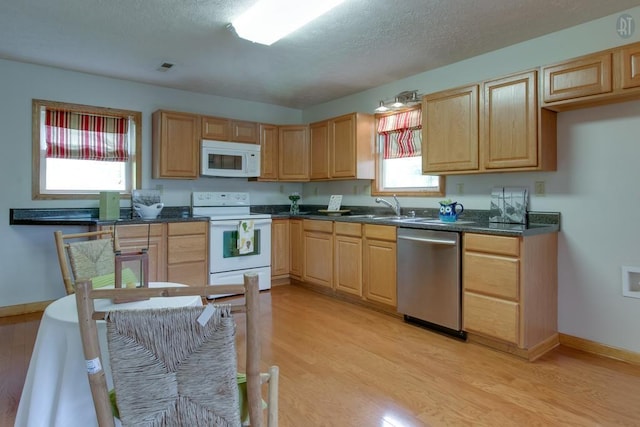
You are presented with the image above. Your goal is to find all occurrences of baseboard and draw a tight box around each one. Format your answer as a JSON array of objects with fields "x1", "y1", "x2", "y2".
[
  {"x1": 559, "y1": 333, "x2": 640, "y2": 365},
  {"x1": 0, "y1": 300, "x2": 52, "y2": 318}
]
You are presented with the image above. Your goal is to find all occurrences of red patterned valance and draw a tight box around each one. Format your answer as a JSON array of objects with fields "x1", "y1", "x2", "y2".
[
  {"x1": 378, "y1": 109, "x2": 422, "y2": 159},
  {"x1": 45, "y1": 110, "x2": 129, "y2": 161}
]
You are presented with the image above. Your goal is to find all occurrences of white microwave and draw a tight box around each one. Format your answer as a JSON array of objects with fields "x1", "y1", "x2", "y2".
[{"x1": 201, "y1": 140, "x2": 261, "y2": 178}]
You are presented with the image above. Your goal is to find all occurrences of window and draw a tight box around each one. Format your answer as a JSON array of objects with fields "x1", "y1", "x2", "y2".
[
  {"x1": 32, "y1": 99, "x2": 142, "y2": 200},
  {"x1": 372, "y1": 107, "x2": 445, "y2": 196}
]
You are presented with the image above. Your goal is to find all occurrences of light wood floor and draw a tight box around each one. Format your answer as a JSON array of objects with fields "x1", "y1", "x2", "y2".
[{"x1": 3, "y1": 285, "x2": 640, "y2": 426}]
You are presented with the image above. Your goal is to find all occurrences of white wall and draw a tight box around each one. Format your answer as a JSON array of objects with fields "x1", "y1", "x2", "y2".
[
  {"x1": 3, "y1": 6, "x2": 640, "y2": 354},
  {"x1": 0, "y1": 59, "x2": 303, "y2": 306}
]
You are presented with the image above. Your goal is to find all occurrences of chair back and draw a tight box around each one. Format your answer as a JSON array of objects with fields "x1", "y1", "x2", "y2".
[
  {"x1": 75, "y1": 273, "x2": 277, "y2": 427},
  {"x1": 54, "y1": 229, "x2": 118, "y2": 295}
]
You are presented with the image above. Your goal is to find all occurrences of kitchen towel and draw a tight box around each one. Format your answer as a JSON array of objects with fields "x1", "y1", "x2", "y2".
[{"x1": 237, "y1": 220, "x2": 255, "y2": 255}]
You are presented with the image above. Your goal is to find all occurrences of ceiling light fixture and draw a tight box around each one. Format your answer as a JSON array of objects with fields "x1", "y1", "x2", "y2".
[
  {"x1": 231, "y1": 0, "x2": 347, "y2": 46},
  {"x1": 374, "y1": 90, "x2": 423, "y2": 113}
]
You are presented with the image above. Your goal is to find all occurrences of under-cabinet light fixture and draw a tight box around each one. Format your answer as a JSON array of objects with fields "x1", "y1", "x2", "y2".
[
  {"x1": 374, "y1": 90, "x2": 423, "y2": 113},
  {"x1": 231, "y1": 0, "x2": 347, "y2": 46}
]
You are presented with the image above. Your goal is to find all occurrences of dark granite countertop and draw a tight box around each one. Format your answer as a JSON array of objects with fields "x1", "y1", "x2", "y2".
[
  {"x1": 10, "y1": 207, "x2": 207, "y2": 226},
  {"x1": 11, "y1": 205, "x2": 559, "y2": 236}
]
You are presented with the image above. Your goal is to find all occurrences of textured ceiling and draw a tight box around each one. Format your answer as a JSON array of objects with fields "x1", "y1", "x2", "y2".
[{"x1": 1, "y1": 0, "x2": 640, "y2": 108}]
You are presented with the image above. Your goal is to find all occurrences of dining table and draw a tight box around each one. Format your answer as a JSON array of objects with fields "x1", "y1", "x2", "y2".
[{"x1": 15, "y1": 282, "x2": 202, "y2": 427}]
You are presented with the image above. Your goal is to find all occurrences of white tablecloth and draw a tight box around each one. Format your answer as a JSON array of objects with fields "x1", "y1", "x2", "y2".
[{"x1": 15, "y1": 283, "x2": 202, "y2": 427}]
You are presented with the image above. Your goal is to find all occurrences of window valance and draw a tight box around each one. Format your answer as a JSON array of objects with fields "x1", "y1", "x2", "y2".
[
  {"x1": 45, "y1": 109, "x2": 129, "y2": 161},
  {"x1": 378, "y1": 109, "x2": 422, "y2": 159}
]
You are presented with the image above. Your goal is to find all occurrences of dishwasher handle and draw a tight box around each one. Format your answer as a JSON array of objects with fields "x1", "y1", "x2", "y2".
[{"x1": 397, "y1": 235, "x2": 457, "y2": 246}]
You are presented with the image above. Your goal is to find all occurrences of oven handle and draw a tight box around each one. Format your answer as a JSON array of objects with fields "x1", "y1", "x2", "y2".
[{"x1": 209, "y1": 218, "x2": 272, "y2": 227}]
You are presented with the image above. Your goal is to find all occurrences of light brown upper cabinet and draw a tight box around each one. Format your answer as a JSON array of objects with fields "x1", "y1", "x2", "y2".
[
  {"x1": 422, "y1": 85, "x2": 480, "y2": 173},
  {"x1": 152, "y1": 110, "x2": 200, "y2": 179},
  {"x1": 309, "y1": 113, "x2": 375, "y2": 181},
  {"x1": 258, "y1": 123, "x2": 279, "y2": 181},
  {"x1": 201, "y1": 115, "x2": 258, "y2": 143},
  {"x1": 423, "y1": 70, "x2": 556, "y2": 175},
  {"x1": 542, "y1": 52, "x2": 613, "y2": 104},
  {"x1": 278, "y1": 125, "x2": 309, "y2": 181},
  {"x1": 542, "y1": 40, "x2": 640, "y2": 111}
]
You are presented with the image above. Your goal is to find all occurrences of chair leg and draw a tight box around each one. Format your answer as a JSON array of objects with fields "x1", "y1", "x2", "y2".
[{"x1": 267, "y1": 366, "x2": 279, "y2": 427}]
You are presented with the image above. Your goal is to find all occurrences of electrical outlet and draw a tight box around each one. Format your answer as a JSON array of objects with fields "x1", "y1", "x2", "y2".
[
  {"x1": 456, "y1": 183, "x2": 464, "y2": 195},
  {"x1": 534, "y1": 181, "x2": 546, "y2": 196}
]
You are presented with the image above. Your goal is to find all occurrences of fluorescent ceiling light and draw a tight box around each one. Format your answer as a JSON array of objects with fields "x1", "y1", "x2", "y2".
[{"x1": 231, "y1": 0, "x2": 346, "y2": 46}]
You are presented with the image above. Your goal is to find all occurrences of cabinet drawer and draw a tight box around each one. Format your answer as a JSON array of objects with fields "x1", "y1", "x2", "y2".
[
  {"x1": 464, "y1": 292, "x2": 519, "y2": 344},
  {"x1": 364, "y1": 224, "x2": 396, "y2": 241},
  {"x1": 335, "y1": 221, "x2": 362, "y2": 237},
  {"x1": 303, "y1": 219, "x2": 333, "y2": 233},
  {"x1": 167, "y1": 262, "x2": 207, "y2": 287},
  {"x1": 168, "y1": 221, "x2": 208, "y2": 236},
  {"x1": 168, "y1": 235, "x2": 207, "y2": 264},
  {"x1": 542, "y1": 52, "x2": 612, "y2": 103},
  {"x1": 108, "y1": 223, "x2": 164, "y2": 239},
  {"x1": 464, "y1": 252, "x2": 519, "y2": 300},
  {"x1": 464, "y1": 233, "x2": 519, "y2": 256}
]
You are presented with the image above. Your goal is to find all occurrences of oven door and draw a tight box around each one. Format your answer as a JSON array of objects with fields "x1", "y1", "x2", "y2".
[{"x1": 209, "y1": 218, "x2": 271, "y2": 273}]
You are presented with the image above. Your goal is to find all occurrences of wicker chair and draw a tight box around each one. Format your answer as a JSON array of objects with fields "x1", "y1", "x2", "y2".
[
  {"x1": 75, "y1": 273, "x2": 278, "y2": 426},
  {"x1": 54, "y1": 229, "x2": 119, "y2": 295}
]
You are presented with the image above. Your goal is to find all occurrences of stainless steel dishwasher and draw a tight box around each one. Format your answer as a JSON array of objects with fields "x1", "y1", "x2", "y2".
[{"x1": 397, "y1": 227, "x2": 465, "y2": 338}]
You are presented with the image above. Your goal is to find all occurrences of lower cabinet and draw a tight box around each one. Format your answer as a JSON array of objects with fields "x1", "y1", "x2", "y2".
[
  {"x1": 271, "y1": 219, "x2": 290, "y2": 280},
  {"x1": 334, "y1": 222, "x2": 363, "y2": 296},
  {"x1": 462, "y1": 232, "x2": 558, "y2": 360},
  {"x1": 302, "y1": 219, "x2": 334, "y2": 288},
  {"x1": 363, "y1": 224, "x2": 397, "y2": 307},
  {"x1": 167, "y1": 222, "x2": 208, "y2": 286},
  {"x1": 100, "y1": 221, "x2": 208, "y2": 286},
  {"x1": 289, "y1": 219, "x2": 303, "y2": 279}
]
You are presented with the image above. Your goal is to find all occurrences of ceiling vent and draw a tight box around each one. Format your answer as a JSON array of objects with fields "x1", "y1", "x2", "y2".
[{"x1": 157, "y1": 62, "x2": 174, "y2": 72}]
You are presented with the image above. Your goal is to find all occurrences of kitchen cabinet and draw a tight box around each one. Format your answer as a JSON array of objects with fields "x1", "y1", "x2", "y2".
[
  {"x1": 152, "y1": 110, "x2": 200, "y2": 179},
  {"x1": 462, "y1": 232, "x2": 558, "y2": 361},
  {"x1": 101, "y1": 223, "x2": 167, "y2": 282},
  {"x1": 302, "y1": 219, "x2": 333, "y2": 288},
  {"x1": 422, "y1": 84, "x2": 479, "y2": 173},
  {"x1": 309, "y1": 120, "x2": 329, "y2": 180},
  {"x1": 271, "y1": 219, "x2": 290, "y2": 281},
  {"x1": 202, "y1": 115, "x2": 258, "y2": 143},
  {"x1": 542, "y1": 52, "x2": 613, "y2": 103},
  {"x1": 423, "y1": 70, "x2": 556, "y2": 174},
  {"x1": 167, "y1": 222, "x2": 208, "y2": 286},
  {"x1": 259, "y1": 124, "x2": 279, "y2": 180},
  {"x1": 541, "y1": 41, "x2": 640, "y2": 111},
  {"x1": 309, "y1": 113, "x2": 375, "y2": 181},
  {"x1": 363, "y1": 224, "x2": 397, "y2": 307},
  {"x1": 334, "y1": 222, "x2": 363, "y2": 297},
  {"x1": 289, "y1": 219, "x2": 303, "y2": 279},
  {"x1": 278, "y1": 125, "x2": 309, "y2": 181}
]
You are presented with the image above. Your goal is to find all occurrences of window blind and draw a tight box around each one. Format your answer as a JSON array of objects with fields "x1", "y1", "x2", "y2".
[{"x1": 377, "y1": 109, "x2": 422, "y2": 159}]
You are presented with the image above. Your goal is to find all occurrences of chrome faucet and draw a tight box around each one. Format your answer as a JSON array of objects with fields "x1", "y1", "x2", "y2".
[{"x1": 375, "y1": 194, "x2": 401, "y2": 217}]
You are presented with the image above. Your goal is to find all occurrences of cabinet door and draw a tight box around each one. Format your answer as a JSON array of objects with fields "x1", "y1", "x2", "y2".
[
  {"x1": 303, "y1": 224, "x2": 333, "y2": 288},
  {"x1": 482, "y1": 71, "x2": 538, "y2": 169},
  {"x1": 309, "y1": 121, "x2": 329, "y2": 180},
  {"x1": 363, "y1": 237, "x2": 397, "y2": 307},
  {"x1": 330, "y1": 114, "x2": 356, "y2": 179},
  {"x1": 231, "y1": 120, "x2": 258, "y2": 143},
  {"x1": 167, "y1": 222, "x2": 208, "y2": 286},
  {"x1": 289, "y1": 219, "x2": 303, "y2": 279},
  {"x1": 110, "y1": 223, "x2": 167, "y2": 282},
  {"x1": 278, "y1": 125, "x2": 309, "y2": 181},
  {"x1": 152, "y1": 111, "x2": 200, "y2": 179},
  {"x1": 542, "y1": 52, "x2": 612, "y2": 103},
  {"x1": 201, "y1": 115, "x2": 230, "y2": 140},
  {"x1": 621, "y1": 44, "x2": 640, "y2": 89},
  {"x1": 259, "y1": 124, "x2": 279, "y2": 180},
  {"x1": 271, "y1": 219, "x2": 290, "y2": 277},
  {"x1": 422, "y1": 85, "x2": 479, "y2": 173},
  {"x1": 334, "y1": 235, "x2": 362, "y2": 296}
]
